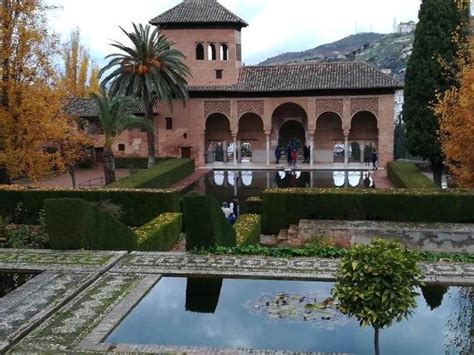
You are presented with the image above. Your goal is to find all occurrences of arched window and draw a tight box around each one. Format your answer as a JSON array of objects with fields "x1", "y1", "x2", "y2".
[
  {"x1": 208, "y1": 43, "x2": 217, "y2": 61},
  {"x1": 220, "y1": 43, "x2": 228, "y2": 61},
  {"x1": 196, "y1": 43, "x2": 204, "y2": 60}
]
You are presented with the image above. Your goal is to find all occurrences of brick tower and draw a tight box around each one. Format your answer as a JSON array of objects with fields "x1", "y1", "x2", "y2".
[{"x1": 150, "y1": 0, "x2": 248, "y2": 86}]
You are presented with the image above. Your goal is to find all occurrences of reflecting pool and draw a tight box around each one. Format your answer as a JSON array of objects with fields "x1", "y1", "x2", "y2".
[
  {"x1": 106, "y1": 278, "x2": 472, "y2": 354},
  {"x1": 0, "y1": 271, "x2": 37, "y2": 298},
  {"x1": 193, "y1": 170, "x2": 375, "y2": 213}
]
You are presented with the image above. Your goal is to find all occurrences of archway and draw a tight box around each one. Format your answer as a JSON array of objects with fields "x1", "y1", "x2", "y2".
[
  {"x1": 349, "y1": 111, "x2": 379, "y2": 164},
  {"x1": 315, "y1": 112, "x2": 344, "y2": 163},
  {"x1": 237, "y1": 113, "x2": 265, "y2": 163},
  {"x1": 272, "y1": 103, "x2": 308, "y2": 162},
  {"x1": 205, "y1": 113, "x2": 232, "y2": 163}
]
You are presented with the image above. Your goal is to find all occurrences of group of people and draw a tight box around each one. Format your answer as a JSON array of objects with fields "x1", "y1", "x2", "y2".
[
  {"x1": 274, "y1": 145, "x2": 311, "y2": 166},
  {"x1": 221, "y1": 199, "x2": 239, "y2": 225}
]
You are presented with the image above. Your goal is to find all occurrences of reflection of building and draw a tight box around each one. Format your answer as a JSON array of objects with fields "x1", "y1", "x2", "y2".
[{"x1": 67, "y1": 0, "x2": 402, "y2": 168}]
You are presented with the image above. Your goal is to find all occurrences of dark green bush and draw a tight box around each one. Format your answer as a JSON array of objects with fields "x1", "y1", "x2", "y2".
[
  {"x1": 262, "y1": 188, "x2": 474, "y2": 234},
  {"x1": 114, "y1": 157, "x2": 171, "y2": 170},
  {"x1": 0, "y1": 186, "x2": 180, "y2": 227},
  {"x1": 387, "y1": 161, "x2": 436, "y2": 188},
  {"x1": 108, "y1": 158, "x2": 195, "y2": 189},
  {"x1": 45, "y1": 198, "x2": 136, "y2": 251},
  {"x1": 246, "y1": 197, "x2": 263, "y2": 214},
  {"x1": 234, "y1": 214, "x2": 261, "y2": 246},
  {"x1": 182, "y1": 192, "x2": 236, "y2": 251},
  {"x1": 135, "y1": 213, "x2": 182, "y2": 251}
]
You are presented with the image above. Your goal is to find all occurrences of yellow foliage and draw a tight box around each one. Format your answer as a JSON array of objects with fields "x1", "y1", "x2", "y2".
[
  {"x1": 0, "y1": 0, "x2": 90, "y2": 181},
  {"x1": 436, "y1": 37, "x2": 474, "y2": 187}
]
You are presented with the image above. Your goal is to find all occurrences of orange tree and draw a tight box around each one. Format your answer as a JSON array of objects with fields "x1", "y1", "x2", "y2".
[{"x1": 435, "y1": 34, "x2": 473, "y2": 187}]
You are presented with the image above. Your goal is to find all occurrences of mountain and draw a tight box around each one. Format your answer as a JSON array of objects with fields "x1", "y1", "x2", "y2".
[{"x1": 259, "y1": 32, "x2": 415, "y2": 82}]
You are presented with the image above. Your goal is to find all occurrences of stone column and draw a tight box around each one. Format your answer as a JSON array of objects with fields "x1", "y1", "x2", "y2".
[
  {"x1": 309, "y1": 133, "x2": 315, "y2": 168},
  {"x1": 265, "y1": 132, "x2": 271, "y2": 166},
  {"x1": 344, "y1": 132, "x2": 349, "y2": 166},
  {"x1": 233, "y1": 135, "x2": 238, "y2": 165}
]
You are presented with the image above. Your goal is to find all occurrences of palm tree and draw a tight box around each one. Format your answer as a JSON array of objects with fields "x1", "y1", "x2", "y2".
[
  {"x1": 100, "y1": 23, "x2": 190, "y2": 168},
  {"x1": 92, "y1": 91, "x2": 152, "y2": 185}
]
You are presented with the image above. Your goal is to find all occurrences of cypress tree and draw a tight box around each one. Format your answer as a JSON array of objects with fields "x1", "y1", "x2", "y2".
[{"x1": 402, "y1": 0, "x2": 470, "y2": 186}]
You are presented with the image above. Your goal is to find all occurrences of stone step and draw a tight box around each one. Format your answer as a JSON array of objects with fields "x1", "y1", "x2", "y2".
[
  {"x1": 260, "y1": 235, "x2": 278, "y2": 247},
  {"x1": 277, "y1": 229, "x2": 289, "y2": 241}
]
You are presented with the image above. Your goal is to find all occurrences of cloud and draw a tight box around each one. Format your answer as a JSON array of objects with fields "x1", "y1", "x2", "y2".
[{"x1": 46, "y1": 0, "x2": 433, "y2": 66}]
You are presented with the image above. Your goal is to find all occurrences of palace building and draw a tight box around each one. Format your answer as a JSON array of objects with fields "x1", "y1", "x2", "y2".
[{"x1": 69, "y1": 0, "x2": 403, "y2": 168}]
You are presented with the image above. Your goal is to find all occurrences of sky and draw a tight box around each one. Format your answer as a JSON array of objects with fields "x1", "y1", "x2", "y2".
[{"x1": 46, "y1": 0, "x2": 427, "y2": 66}]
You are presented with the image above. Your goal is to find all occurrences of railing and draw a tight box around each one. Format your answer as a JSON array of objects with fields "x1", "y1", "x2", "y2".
[{"x1": 78, "y1": 177, "x2": 106, "y2": 189}]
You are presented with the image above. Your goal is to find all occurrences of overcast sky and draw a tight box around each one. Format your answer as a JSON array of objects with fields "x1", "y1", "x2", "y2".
[{"x1": 47, "y1": 0, "x2": 428, "y2": 66}]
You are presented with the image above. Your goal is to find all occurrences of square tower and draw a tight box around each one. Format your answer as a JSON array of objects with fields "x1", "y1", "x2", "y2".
[{"x1": 150, "y1": 0, "x2": 248, "y2": 86}]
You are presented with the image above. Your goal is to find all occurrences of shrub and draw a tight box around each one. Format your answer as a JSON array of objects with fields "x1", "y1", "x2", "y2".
[
  {"x1": 45, "y1": 198, "x2": 136, "y2": 251},
  {"x1": 135, "y1": 213, "x2": 182, "y2": 251},
  {"x1": 95, "y1": 199, "x2": 125, "y2": 220},
  {"x1": 246, "y1": 197, "x2": 263, "y2": 214},
  {"x1": 234, "y1": 214, "x2": 261, "y2": 246},
  {"x1": 262, "y1": 188, "x2": 474, "y2": 234},
  {"x1": 114, "y1": 157, "x2": 171, "y2": 170},
  {"x1": 182, "y1": 192, "x2": 236, "y2": 251},
  {"x1": 332, "y1": 240, "x2": 423, "y2": 355},
  {"x1": 0, "y1": 185, "x2": 180, "y2": 227},
  {"x1": 108, "y1": 158, "x2": 195, "y2": 189},
  {"x1": 387, "y1": 161, "x2": 436, "y2": 188}
]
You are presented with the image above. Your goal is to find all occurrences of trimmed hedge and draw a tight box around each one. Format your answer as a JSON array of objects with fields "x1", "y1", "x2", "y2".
[
  {"x1": 262, "y1": 188, "x2": 474, "y2": 234},
  {"x1": 234, "y1": 214, "x2": 261, "y2": 246},
  {"x1": 108, "y1": 158, "x2": 195, "y2": 189},
  {"x1": 135, "y1": 213, "x2": 182, "y2": 251},
  {"x1": 45, "y1": 198, "x2": 136, "y2": 251},
  {"x1": 387, "y1": 161, "x2": 436, "y2": 188},
  {"x1": 0, "y1": 185, "x2": 180, "y2": 227},
  {"x1": 115, "y1": 157, "x2": 171, "y2": 170},
  {"x1": 182, "y1": 192, "x2": 236, "y2": 251},
  {"x1": 246, "y1": 197, "x2": 263, "y2": 215}
]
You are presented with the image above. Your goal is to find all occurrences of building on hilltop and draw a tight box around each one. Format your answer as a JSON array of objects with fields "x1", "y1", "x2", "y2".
[
  {"x1": 397, "y1": 21, "x2": 416, "y2": 34},
  {"x1": 68, "y1": 0, "x2": 403, "y2": 168}
]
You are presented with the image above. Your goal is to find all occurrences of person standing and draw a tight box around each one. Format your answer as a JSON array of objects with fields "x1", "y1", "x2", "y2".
[
  {"x1": 372, "y1": 149, "x2": 378, "y2": 170},
  {"x1": 287, "y1": 145, "x2": 292, "y2": 164},
  {"x1": 275, "y1": 146, "x2": 281, "y2": 164},
  {"x1": 291, "y1": 149, "x2": 297, "y2": 167}
]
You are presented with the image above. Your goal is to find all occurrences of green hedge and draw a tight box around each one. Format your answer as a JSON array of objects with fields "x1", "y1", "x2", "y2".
[
  {"x1": 246, "y1": 197, "x2": 263, "y2": 215},
  {"x1": 45, "y1": 198, "x2": 136, "y2": 251},
  {"x1": 387, "y1": 161, "x2": 436, "y2": 188},
  {"x1": 115, "y1": 157, "x2": 171, "y2": 170},
  {"x1": 108, "y1": 158, "x2": 195, "y2": 189},
  {"x1": 0, "y1": 186, "x2": 180, "y2": 227},
  {"x1": 136, "y1": 213, "x2": 182, "y2": 251},
  {"x1": 262, "y1": 188, "x2": 474, "y2": 234},
  {"x1": 182, "y1": 192, "x2": 236, "y2": 251},
  {"x1": 234, "y1": 214, "x2": 261, "y2": 246}
]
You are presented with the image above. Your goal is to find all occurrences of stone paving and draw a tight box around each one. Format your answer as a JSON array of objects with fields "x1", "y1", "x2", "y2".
[{"x1": 0, "y1": 248, "x2": 473, "y2": 354}]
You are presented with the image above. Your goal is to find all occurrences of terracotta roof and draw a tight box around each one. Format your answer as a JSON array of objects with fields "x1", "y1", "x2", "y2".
[
  {"x1": 150, "y1": 0, "x2": 248, "y2": 28},
  {"x1": 64, "y1": 97, "x2": 149, "y2": 118},
  {"x1": 188, "y1": 62, "x2": 403, "y2": 93}
]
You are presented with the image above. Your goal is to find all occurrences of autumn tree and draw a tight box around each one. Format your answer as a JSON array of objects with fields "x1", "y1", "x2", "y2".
[
  {"x1": 435, "y1": 34, "x2": 473, "y2": 187},
  {"x1": 61, "y1": 28, "x2": 100, "y2": 97},
  {"x1": 402, "y1": 0, "x2": 470, "y2": 186},
  {"x1": 0, "y1": 0, "x2": 90, "y2": 183}
]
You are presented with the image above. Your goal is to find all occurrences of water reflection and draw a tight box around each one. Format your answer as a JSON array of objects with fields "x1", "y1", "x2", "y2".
[
  {"x1": 107, "y1": 278, "x2": 473, "y2": 355},
  {"x1": 185, "y1": 277, "x2": 223, "y2": 314}
]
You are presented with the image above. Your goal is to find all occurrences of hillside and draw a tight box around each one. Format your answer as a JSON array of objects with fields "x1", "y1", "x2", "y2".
[
  {"x1": 260, "y1": 33, "x2": 384, "y2": 66},
  {"x1": 259, "y1": 32, "x2": 415, "y2": 82}
]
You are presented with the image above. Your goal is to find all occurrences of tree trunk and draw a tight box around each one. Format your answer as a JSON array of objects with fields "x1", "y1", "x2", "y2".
[
  {"x1": 374, "y1": 327, "x2": 380, "y2": 355},
  {"x1": 432, "y1": 162, "x2": 444, "y2": 188},
  {"x1": 143, "y1": 90, "x2": 155, "y2": 168},
  {"x1": 0, "y1": 166, "x2": 11, "y2": 185},
  {"x1": 68, "y1": 166, "x2": 76, "y2": 188},
  {"x1": 103, "y1": 148, "x2": 116, "y2": 185}
]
